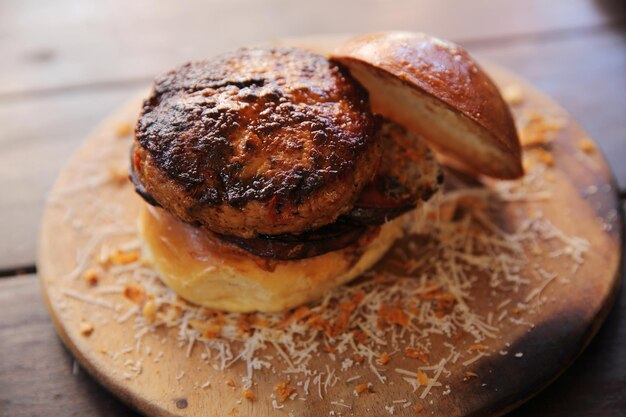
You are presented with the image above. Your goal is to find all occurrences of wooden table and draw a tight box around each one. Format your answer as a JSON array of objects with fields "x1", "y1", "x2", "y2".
[{"x1": 1, "y1": 0, "x2": 624, "y2": 415}]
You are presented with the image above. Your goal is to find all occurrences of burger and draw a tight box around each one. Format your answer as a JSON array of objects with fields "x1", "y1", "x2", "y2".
[{"x1": 130, "y1": 32, "x2": 523, "y2": 312}]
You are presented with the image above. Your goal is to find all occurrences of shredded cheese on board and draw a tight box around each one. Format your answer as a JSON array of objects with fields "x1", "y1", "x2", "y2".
[{"x1": 45, "y1": 104, "x2": 617, "y2": 416}]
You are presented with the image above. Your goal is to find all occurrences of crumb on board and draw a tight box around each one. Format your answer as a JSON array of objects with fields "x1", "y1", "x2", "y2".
[
  {"x1": 354, "y1": 383, "x2": 369, "y2": 396},
  {"x1": 416, "y1": 370, "x2": 429, "y2": 386},
  {"x1": 404, "y1": 348, "x2": 429, "y2": 362},
  {"x1": 226, "y1": 378, "x2": 236, "y2": 387},
  {"x1": 353, "y1": 354, "x2": 365, "y2": 364},
  {"x1": 115, "y1": 122, "x2": 133, "y2": 138},
  {"x1": 578, "y1": 138, "x2": 596, "y2": 154},
  {"x1": 142, "y1": 298, "x2": 157, "y2": 321},
  {"x1": 107, "y1": 165, "x2": 128, "y2": 185},
  {"x1": 522, "y1": 155, "x2": 533, "y2": 170},
  {"x1": 502, "y1": 84, "x2": 524, "y2": 106},
  {"x1": 108, "y1": 249, "x2": 140, "y2": 266},
  {"x1": 241, "y1": 389, "x2": 256, "y2": 401},
  {"x1": 79, "y1": 321, "x2": 94, "y2": 337},
  {"x1": 83, "y1": 268, "x2": 99, "y2": 286},
  {"x1": 465, "y1": 371, "x2": 478, "y2": 380},
  {"x1": 534, "y1": 148, "x2": 554, "y2": 166},
  {"x1": 124, "y1": 284, "x2": 145, "y2": 304},
  {"x1": 414, "y1": 403, "x2": 424, "y2": 413},
  {"x1": 519, "y1": 111, "x2": 563, "y2": 147},
  {"x1": 469, "y1": 344, "x2": 488, "y2": 352},
  {"x1": 274, "y1": 381, "x2": 296, "y2": 403}
]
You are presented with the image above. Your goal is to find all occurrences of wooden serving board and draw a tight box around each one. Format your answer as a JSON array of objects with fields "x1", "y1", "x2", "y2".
[{"x1": 38, "y1": 38, "x2": 623, "y2": 417}]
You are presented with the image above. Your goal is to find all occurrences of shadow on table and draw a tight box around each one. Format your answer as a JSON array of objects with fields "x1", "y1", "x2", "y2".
[
  {"x1": 596, "y1": 0, "x2": 626, "y2": 36},
  {"x1": 55, "y1": 343, "x2": 141, "y2": 417},
  {"x1": 508, "y1": 275, "x2": 625, "y2": 417}
]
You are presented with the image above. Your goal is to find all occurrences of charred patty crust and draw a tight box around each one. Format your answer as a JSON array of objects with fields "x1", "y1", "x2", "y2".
[
  {"x1": 206, "y1": 120, "x2": 444, "y2": 260},
  {"x1": 133, "y1": 47, "x2": 381, "y2": 238}
]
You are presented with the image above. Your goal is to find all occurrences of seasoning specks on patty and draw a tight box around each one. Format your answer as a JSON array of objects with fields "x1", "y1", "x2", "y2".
[{"x1": 133, "y1": 47, "x2": 381, "y2": 238}]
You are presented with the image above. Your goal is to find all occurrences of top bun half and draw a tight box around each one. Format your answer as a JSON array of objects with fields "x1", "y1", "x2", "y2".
[{"x1": 331, "y1": 31, "x2": 523, "y2": 179}]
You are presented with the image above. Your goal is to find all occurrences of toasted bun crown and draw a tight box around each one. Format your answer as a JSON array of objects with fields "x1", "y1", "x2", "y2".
[{"x1": 332, "y1": 31, "x2": 523, "y2": 179}]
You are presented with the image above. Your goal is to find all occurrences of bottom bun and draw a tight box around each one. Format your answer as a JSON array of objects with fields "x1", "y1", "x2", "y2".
[{"x1": 138, "y1": 205, "x2": 405, "y2": 312}]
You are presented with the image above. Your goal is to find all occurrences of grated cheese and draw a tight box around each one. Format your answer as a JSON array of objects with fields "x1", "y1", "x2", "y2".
[
  {"x1": 52, "y1": 116, "x2": 597, "y2": 411},
  {"x1": 330, "y1": 401, "x2": 351, "y2": 409},
  {"x1": 63, "y1": 289, "x2": 115, "y2": 310},
  {"x1": 462, "y1": 352, "x2": 486, "y2": 367}
]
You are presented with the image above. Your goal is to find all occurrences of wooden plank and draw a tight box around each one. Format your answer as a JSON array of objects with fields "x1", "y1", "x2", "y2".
[
  {"x1": 1, "y1": 29, "x2": 625, "y2": 271},
  {"x1": 1, "y1": 0, "x2": 623, "y2": 96},
  {"x1": 2, "y1": 266, "x2": 624, "y2": 417},
  {"x1": 0, "y1": 88, "x2": 136, "y2": 270},
  {"x1": 0, "y1": 275, "x2": 139, "y2": 416}
]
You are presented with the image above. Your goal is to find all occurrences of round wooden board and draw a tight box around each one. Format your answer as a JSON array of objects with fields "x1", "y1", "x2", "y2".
[{"x1": 38, "y1": 37, "x2": 623, "y2": 417}]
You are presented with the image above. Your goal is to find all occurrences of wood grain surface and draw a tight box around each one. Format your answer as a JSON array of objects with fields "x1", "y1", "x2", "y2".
[
  {"x1": 0, "y1": 275, "x2": 136, "y2": 417},
  {"x1": 2, "y1": 273, "x2": 624, "y2": 417},
  {"x1": 0, "y1": 88, "x2": 135, "y2": 271},
  {"x1": 36, "y1": 44, "x2": 623, "y2": 416},
  {"x1": 2, "y1": 22, "x2": 625, "y2": 271},
  {"x1": 1, "y1": 0, "x2": 620, "y2": 96}
]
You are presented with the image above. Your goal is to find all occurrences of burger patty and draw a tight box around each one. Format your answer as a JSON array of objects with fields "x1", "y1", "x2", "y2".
[
  {"x1": 132, "y1": 120, "x2": 442, "y2": 260},
  {"x1": 216, "y1": 221, "x2": 368, "y2": 261},
  {"x1": 133, "y1": 47, "x2": 380, "y2": 238},
  {"x1": 342, "y1": 121, "x2": 443, "y2": 225},
  {"x1": 205, "y1": 121, "x2": 443, "y2": 260}
]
